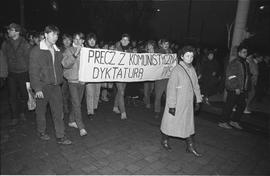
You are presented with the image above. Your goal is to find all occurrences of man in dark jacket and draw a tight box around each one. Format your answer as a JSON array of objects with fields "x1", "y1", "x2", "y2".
[
  {"x1": 218, "y1": 45, "x2": 251, "y2": 130},
  {"x1": 1, "y1": 23, "x2": 31, "y2": 125},
  {"x1": 29, "y1": 25, "x2": 71, "y2": 145}
]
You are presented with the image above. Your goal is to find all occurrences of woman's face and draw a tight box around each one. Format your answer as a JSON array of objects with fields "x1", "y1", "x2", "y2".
[
  {"x1": 181, "y1": 52, "x2": 194, "y2": 64},
  {"x1": 146, "y1": 44, "x2": 154, "y2": 53}
]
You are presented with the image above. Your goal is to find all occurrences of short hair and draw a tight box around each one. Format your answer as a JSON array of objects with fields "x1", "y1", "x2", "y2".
[
  {"x1": 62, "y1": 33, "x2": 72, "y2": 41},
  {"x1": 121, "y1": 33, "x2": 130, "y2": 40},
  {"x1": 178, "y1": 45, "x2": 196, "y2": 57},
  {"x1": 86, "y1": 33, "x2": 97, "y2": 41},
  {"x1": 73, "y1": 32, "x2": 85, "y2": 40},
  {"x1": 160, "y1": 38, "x2": 169, "y2": 44},
  {"x1": 237, "y1": 44, "x2": 248, "y2": 53},
  {"x1": 44, "y1": 25, "x2": 60, "y2": 34}
]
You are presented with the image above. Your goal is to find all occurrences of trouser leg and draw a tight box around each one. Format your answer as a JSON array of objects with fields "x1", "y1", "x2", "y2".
[
  {"x1": 154, "y1": 79, "x2": 168, "y2": 113},
  {"x1": 48, "y1": 86, "x2": 65, "y2": 138},
  {"x1": 221, "y1": 90, "x2": 237, "y2": 123}
]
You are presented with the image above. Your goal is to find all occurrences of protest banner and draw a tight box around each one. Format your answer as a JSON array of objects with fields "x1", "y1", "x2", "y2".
[{"x1": 79, "y1": 48, "x2": 177, "y2": 82}]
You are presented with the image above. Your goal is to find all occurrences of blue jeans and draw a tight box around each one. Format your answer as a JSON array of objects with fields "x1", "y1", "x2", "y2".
[{"x1": 68, "y1": 82, "x2": 85, "y2": 129}]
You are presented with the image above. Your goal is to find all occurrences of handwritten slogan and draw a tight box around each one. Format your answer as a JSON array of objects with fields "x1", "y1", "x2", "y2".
[{"x1": 78, "y1": 48, "x2": 177, "y2": 82}]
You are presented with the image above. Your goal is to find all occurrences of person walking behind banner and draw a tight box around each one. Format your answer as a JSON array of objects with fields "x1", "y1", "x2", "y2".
[
  {"x1": 60, "y1": 34, "x2": 72, "y2": 116},
  {"x1": 218, "y1": 45, "x2": 251, "y2": 130},
  {"x1": 0, "y1": 36, "x2": 8, "y2": 88},
  {"x1": 113, "y1": 33, "x2": 132, "y2": 120},
  {"x1": 160, "y1": 45, "x2": 202, "y2": 157},
  {"x1": 62, "y1": 32, "x2": 87, "y2": 136},
  {"x1": 1, "y1": 23, "x2": 31, "y2": 125},
  {"x1": 154, "y1": 39, "x2": 172, "y2": 118},
  {"x1": 85, "y1": 33, "x2": 101, "y2": 120},
  {"x1": 143, "y1": 40, "x2": 156, "y2": 109},
  {"x1": 29, "y1": 25, "x2": 72, "y2": 144}
]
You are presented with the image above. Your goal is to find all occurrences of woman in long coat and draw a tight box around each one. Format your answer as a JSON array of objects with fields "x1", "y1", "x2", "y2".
[{"x1": 160, "y1": 45, "x2": 202, "y2": 157}]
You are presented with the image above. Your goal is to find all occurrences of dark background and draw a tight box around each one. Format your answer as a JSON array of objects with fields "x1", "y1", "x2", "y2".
[{"x1": 1, "y1": 0, "x2": 269, "y2": 52}]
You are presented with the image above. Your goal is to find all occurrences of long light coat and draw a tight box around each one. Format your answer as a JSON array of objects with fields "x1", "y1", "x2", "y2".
[{"x1": 160, "y1": 61, "x2": 202, "y2": 138}]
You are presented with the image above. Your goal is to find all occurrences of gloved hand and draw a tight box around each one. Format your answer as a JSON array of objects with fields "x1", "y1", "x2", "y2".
[{"x1": 169, "y1": 108, "x2": 176, "y2": 116}]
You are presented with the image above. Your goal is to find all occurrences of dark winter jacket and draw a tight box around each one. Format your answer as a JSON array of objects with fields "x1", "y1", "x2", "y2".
[
  {"x1": 29, "y1": 40, "x2": 63, "y2": 92},
  {"x1": 1, "y1": 37, "x2": 31, "y2": 73},
  {"x1": 225, "y1": 57, "x2": 251, "y2": 91}
]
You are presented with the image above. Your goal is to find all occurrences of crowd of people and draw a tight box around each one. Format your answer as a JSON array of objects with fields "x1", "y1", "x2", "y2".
[{"x1": 0, "y1": 23, "x2": 269, "y2": 156}]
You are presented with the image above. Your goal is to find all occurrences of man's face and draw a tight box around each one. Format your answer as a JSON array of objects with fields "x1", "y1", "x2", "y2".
[
  {"x1": 63, "y1": 38, "x2": 71, "y2": 48},
  {"x1": 208, "y1": 53, "x2": 214, "y2": 60},
  {"x1": 87, "y1": 38, "x2": 96, "y2": 47},
  {"x1": 73, "y1": 35, "x2": 84, "y2": 46},
  {"x1": 238, "y1": 49, "x2": 248, "y2": 59},
  {"x1": 7, "y1": 28, "x2": 19, "y2": 38},
  {"x1": 120, "y1": 37, "x2": 130, "y2": 47},
  {"x1": 181, "y1": 52, "x2": 194, "y2": 64},
  {"x1": 161, "y1": 42, "x2": 169, "y2": 50},
  {"x1": 45, "y1": 31, "x2": 58, "y2": 45}
]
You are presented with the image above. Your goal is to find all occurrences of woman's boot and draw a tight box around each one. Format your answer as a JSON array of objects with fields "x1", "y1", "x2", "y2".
[
  {"x1": 161, "y1": 133, "x2": 172, "y2": 151},
  {"x1": 186, "y1": 136, "x2": 202, "y2": 157}
]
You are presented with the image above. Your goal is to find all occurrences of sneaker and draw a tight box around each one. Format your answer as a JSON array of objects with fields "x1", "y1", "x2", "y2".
[
  {"x1": 229, "y1": 121, "x2": 243, "y2": 130},
  {"x1": 68, "y1": 122, "x2": 78, "y2": 128},
  {"x1": 38, "y1": 132, "x2": 50, "y2": 140},
  {"x1": 80, "y1": 129, "x2": 87, "y2": 136},
  {"x1": 243, "y1": 108, "x2": 251, "y2": 114},
  {"x1": 87, "y1": 114, "x2": 94, "y2": 120},
  {"x1": 101, "y1": 96, "x2": 109, "y2": 102},
  {"x1": 57, "y1": 136, "x2": 72, "y2": 145},
  {"x1": 121, "y1": 112, "x2": 127, "y2": 120},
  {"x1": 113, "y1": 107, "x2": 121, "y2": 114},
  {"x1": 9, "y1": 119, "x2": 19, "y2": 126},
  {"x1": 218, "y1": 122, "x2": 232, "y2": 129}
]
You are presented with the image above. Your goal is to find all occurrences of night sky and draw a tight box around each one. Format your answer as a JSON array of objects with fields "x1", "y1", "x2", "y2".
[{"x1": 1, "y1": 0, "x2": 269, "y2": 51}]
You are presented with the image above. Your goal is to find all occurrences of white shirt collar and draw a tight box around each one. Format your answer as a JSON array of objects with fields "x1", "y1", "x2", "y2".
[{"x1": 40, "y1": 39, "x2": 60, "y2": 51}]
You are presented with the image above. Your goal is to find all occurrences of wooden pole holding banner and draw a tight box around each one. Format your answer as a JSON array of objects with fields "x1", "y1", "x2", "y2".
[{"x1": 229, "y1": 0, "x2": 250, "y2": 61}]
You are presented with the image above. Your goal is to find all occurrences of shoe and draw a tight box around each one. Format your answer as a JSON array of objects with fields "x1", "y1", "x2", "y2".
[
  {"x1": 121, "y1": 112, "x2": 127, "y2": 120},
  {"x1": 87, "y1": 114, "x2": 94, "y2": 120},
  {"x1": 161, "y1": 140, "x2": 172, "y2": 151},
  {"x1": 229, "y1": 121, "x2": 243, "y2": 130},
  {"x1": 9, "y1": 119, "x2": 19, "y2": 126},
  {"x1": 113, "y1": 107, "x2": 121, "y2": 114},
  {"x1": 38, "y1": 132, "x2": 50, "y2": 140},
  {"x1": 57, "y1": 136, "x2": 72, "y2": 145},
  {"x1": 101, "y1": 97, "x2": 109, "y2": 102},
  {"x1": 243, "y1": 108, "x2": 251, "y2": 114},
  {"x1": 68, "y1": 122, "x2": 78, "y2": 128},
  {"x1": 218, "y1": 122, "x2": 232, "y2": 129},
  {"x1": 80, "y1": 129, "x2": 87, "y2": 136},
  {"x1": 186, "y1": 137, "x2": 202, "y2": 157}
]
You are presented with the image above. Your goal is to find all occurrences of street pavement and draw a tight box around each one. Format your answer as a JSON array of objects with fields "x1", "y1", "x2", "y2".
[{"x1": 1, "y1": 88, "x2": 269, "y2": 175}]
